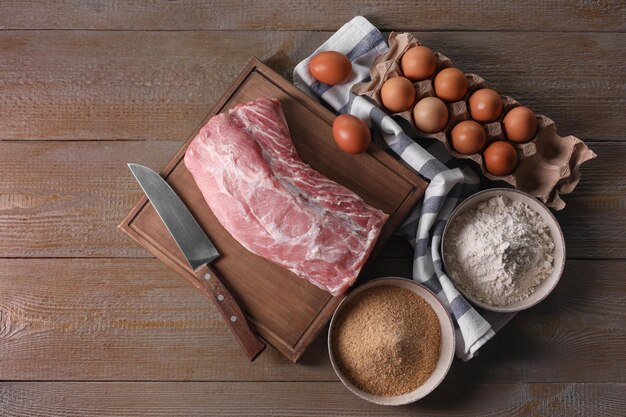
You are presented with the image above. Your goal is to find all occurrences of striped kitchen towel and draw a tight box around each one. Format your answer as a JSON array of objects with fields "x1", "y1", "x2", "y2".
[{"x1": 294, "y1": 16, "x2": 515, "y2": 360}]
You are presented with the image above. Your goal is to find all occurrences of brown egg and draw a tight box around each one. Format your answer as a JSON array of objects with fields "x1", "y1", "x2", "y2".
[
  {"x1": 469, "y1": 88, "x2": 503, "y2": 122},
  {"x1": 332, "y1": 114, "x2": 372, "y2": 154},
  {"x1": 309, "y1": 51, "x2": 352, "y2": 86},
  {"x1": 380, "y1": 76, "x2": 416, "y2": 113},
  {"x1": 483, "y1": 141, "x2": 518, "y2": 176},
  {"x1": 434, "y1": 67, "x2": 468, "y2": 102},
  {"x1": 412, "y1": 97, "x2": 448, "y2": 133},
  {"x1": 450, "y1": 121, "x2": 487, "y2": 154},
  {"x1": 502, "y1": 106, "x2": 538, "y2": 143},
  {"x1": 400, "y1": 46, "x2": 437, "y2": 81}
]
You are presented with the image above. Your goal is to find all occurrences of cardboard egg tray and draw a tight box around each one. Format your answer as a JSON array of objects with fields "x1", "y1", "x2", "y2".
[{"x1": 352, "y1": 32, "x2": 596, "y2": 210}]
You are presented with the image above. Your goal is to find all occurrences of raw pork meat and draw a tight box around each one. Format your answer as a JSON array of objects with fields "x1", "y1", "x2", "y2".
[{"x1": 184, "y1": 97, "x2": 388, "y2": 295}]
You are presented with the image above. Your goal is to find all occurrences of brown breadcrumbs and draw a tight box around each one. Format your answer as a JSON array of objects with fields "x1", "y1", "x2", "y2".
[{"x1": 332, "y1": 285, "x2": 441, "y2": 396}]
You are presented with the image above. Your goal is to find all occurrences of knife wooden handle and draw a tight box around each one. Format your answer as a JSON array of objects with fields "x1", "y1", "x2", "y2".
[{"x1": 193, "y1": 264, "x2": 266, "y2": 361}]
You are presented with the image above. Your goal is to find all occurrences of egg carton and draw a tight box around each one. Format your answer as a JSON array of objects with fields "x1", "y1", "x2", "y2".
[{"x1": 352, "y1": 32, "x2": 596, "y2": 210}]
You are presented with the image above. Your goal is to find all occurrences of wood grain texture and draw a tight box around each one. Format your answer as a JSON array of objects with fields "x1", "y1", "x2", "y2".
[
  {"x1": 0, "y1": 3, "x2": 623, "y2": 413},
  {"x1": 554, "y1": 142, "x2": 626, "y2": 259},
  {"x1": 0, "y1": 140, "x2": 180, "y2": 257},
  {"x1": 119, "y1": 60, "x2": 426, "y2": 363},
  {"x1": 0, "y1": 0, "x2": 624, "y2": 32},
  {"x1": 0, "y1": 31, "x2": 623, "y2": 141},
  {"x1": 0, "y1": 257, "x2": 332, "y2": 382},
  {"x1": 0, "y1": 141, "x2": 621, "y2": 259},
  {"x1": 366, "y1": 258, "x2": 626, "y2": 384},
  {"x1": 192, "y1": 264, "x2": 266, "y2": 362},
  {"x1": 0, "y1": 382, "x2": 624, "y2": 417},
  {"x1": 1, "y1": 258, "x2": 624, "y2": 383}
]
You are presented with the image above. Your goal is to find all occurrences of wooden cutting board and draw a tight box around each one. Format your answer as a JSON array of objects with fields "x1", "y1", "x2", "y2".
[{"x1": 118, "y1": 58, "x2": 428, "y2": 362}]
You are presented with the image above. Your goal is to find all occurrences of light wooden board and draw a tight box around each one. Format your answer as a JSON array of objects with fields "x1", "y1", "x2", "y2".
[
  {"x1": 0, "y1": 31, "x2": 623, "y2": 141},
  {"x1": 0, "y1": 141, "x2": 622, "y2": 259},
  {"x1": 0, "y1": 0, "x2": 623, "y2": 31},
  {"x1": 1, "y1": 258, "x2": 624, "y2": 383},
  {"x1": 0, "y1": 382, "x2": 624, "y2": 416}
]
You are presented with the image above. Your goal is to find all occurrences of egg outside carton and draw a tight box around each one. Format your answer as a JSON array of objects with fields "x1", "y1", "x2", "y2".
[{"x1": 351, "y1": 32, "x2": 596, "y2": 210}]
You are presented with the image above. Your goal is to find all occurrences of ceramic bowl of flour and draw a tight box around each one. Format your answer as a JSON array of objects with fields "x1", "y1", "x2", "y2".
[{"x1": 441, "y1": 188, "x2": 565, "y2": 313}]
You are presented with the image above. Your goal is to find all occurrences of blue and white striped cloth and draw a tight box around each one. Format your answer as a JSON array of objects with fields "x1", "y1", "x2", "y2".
[{"x1": 294, "y1": 16, "x2": 514, "y2": 360}]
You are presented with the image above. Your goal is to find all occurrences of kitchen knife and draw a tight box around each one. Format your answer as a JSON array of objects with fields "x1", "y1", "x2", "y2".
[{"x1": 128, "y1": 163, "x2": 266, "y2": 361}]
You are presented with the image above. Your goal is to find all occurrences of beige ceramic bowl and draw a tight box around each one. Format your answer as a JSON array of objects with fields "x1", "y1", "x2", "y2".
[
  {"x1": 441, "y1": 188, "x2": 566, "y2": 313},
  {"x1": 327, "y1": 277, "x2": 455, "y2": 406}
]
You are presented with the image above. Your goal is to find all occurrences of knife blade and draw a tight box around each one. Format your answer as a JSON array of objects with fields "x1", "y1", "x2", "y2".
[
  {"x1": 128, "y1": 164, "x2": 218, "y2": 270},
  {"x1": 128, "y1": 163, "x2": 265, "y2": 361}
]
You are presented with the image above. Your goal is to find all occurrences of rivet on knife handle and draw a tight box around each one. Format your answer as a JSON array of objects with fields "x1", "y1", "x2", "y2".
[
  {"x1": 127, "y1": 163, "x2": 266, "y2": 361},
  {"x1": 195, "y1": 263, "x2": 266, "y2": 361}
]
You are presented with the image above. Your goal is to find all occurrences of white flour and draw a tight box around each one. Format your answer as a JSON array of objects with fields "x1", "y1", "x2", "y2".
[{"x1": 443, "y1": 195, "x2": 555, "y2": 306}]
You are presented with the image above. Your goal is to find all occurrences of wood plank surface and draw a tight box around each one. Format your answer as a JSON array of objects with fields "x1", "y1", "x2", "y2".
[
  {"x1": 0, "y1": 141, "x2": 621, "y2": 259},
  {"x1": 0, "y1": 1, "x2": 623, "y2": 414},
  {"x1": 0, "y1": 1, "x2": 623, "y2": 32},
  {"x1": 1, "y1": 258, "x2": 623, "y2": 383},
  {"x1": 0, "y1": 140, "x2": 180, "y2": 257},
  {"x1": 0, "y1": 31, "x2": 623, "y2": 142},
  {"x1": 0, "y1": 382, "x2": 624, "y2": 417}
]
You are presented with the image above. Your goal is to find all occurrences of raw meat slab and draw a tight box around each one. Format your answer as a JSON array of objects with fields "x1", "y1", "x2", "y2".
[
  {"x1": 184, "y1": 97, "x2": 388, "y2": 296},
  {"x1": 118, "y1": 58, "x2": 427, "y2": 362}
]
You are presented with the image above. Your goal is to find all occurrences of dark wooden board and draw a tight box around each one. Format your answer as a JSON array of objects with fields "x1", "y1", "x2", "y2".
[{"x1": 118, "y1": 58, "x2": 427, "y2": 362}]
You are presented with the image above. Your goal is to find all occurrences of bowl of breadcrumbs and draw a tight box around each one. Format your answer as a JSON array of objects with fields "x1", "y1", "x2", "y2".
[{"x1": 328, "y1": 277, "x2": 455, "y2": 405}]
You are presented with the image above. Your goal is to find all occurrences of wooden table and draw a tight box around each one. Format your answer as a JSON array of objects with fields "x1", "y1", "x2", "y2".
[{"x1": 0, "y1": 2, "x2": 624, "y2": 415}]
